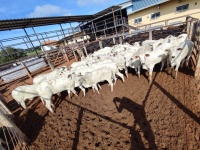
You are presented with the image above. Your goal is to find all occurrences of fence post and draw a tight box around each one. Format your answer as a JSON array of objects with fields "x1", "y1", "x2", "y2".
[
  {"x1": 20, "y1": 62, "x2": 32, "y2": 79},
  {"x1": 47, "y1": 59, "x2": 54, "y2": 71},
  {"x1": 194, "y1": 20, "x2": 200, "y2": 79},
  {"x1": 119, "y1": 36, "x2": 123, "y2": 44},
  {"x1": 149, "y1": 30, "x2": 153, "y2": 40},
  {"x1": 73, "y1": 50, "x2": 78, "y2": 62},
  {"x1": 99, "y1": 40, "x2": 103, "y2": 49},
  {"x1": 83, "y1": 46, "x2": 88, "y2": 56},
  {"x1": 113, "y1": 37, "x2": 116, "y2": 44}
]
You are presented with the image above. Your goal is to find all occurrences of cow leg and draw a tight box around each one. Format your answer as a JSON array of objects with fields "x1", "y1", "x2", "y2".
[
  {"x1": 20, "y1": 100, "x2": 27, "y2": 109},
  {"x1": 125, "y1": 67, "x2": 128, "y2": 78},
  {"x1": 174, "y1": 63, "x2": 180, "y2": 79},
  {"x1": 68, "y1": 90, "x2": 71, "y2": 99},
  {"x1": 116, "y1": 72, "x2": 125, "y2": 82},
  {"x1": 107, "y1": 79, "x2": 114, "y2": 92},
  {"x1": 148, "y1": 67, "x2": 153, "y2": 84},
  {"x1": 92, "y1": 87, "x2": 95, "y2": 93},
  {"x1": 71, "y1": 89, "x2": 78, "y2": 97},
  {"x1": 40, "y1": 98, "x2": 45, "y2": 104},
  {"x1": 180, "y1": 58, "x2": 185, "y2": 68},
  {"x1": 45, "y1": 99, "x2": 54, "y2": 113},
  {"x1": 137, "y1": 66, "x2": 141, "y2": 79},
  {"x1": 79, "y1": 86, "x2": 86, "y2": 96},
  {"x1": 185, "y1": 55, "x2": 191, "y2": 67},
  {"x1": 160, "y1": 60, "x2": 165, "y2": 72},
  {"x1": 98, "y1": 84, "x2": 102, "y2": 89},
  {"x1": 93, "y1": 85, "x2": 100, "y2": 94}
]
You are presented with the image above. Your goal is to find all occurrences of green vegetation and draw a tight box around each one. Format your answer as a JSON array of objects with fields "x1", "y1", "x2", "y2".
[
  {"x1": 0, "y1": 47, "x2": 43, "y2": 65},
  {"x1": 26, "y1": 49, "x2": 43, "y2": 57}
]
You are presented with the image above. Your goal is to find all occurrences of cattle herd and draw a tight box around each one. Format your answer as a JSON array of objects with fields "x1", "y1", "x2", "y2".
[{"x1": 11, "y1": 33, "x2": 194, "y2": 113}]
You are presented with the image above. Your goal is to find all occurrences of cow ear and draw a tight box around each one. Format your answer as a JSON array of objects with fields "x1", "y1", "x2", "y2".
[
  {"x1": 145, "y1": 54, "x2": 150, "y2": 57},
  {"x1": 177, "y1": 48, "x2": 183, "y2": 51},
  {"x1": 135, "y1": 56, "x2": 139, "y2": 58}
]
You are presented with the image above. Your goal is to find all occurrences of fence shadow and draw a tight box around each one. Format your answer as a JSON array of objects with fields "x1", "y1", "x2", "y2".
[
  {"x1": 113, "y1": 97, "x2": 157, "y2": 150},
  {"x1": 154, "y1": 82, "x2": 200, "y2": 125}
]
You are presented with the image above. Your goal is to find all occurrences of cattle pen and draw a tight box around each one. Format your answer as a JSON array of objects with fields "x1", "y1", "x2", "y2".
[{"x1": 0, "y1": 12, "x2": 200, "y2": 150}]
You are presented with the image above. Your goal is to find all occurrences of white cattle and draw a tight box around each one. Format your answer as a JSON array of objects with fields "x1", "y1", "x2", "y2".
[
  {"x1": 78, "y1": 67, "x2": 114, "y2": 93},
  {"x1": 167, "y1": 40, "x2": 194, "y2": 78},
  {"x1": 41, "y1": 45, "x2": 57, "y2": 52},
  {"x1": 125, "y1": 52, "x2": 142, "y2": 79},
  {"x1": 135, "y1": 43, "x2": 172, "y2": 83},
  {"x1": 12, "y1": 73, "x2": 86, "y2": 113},
  {"x1": 89, "y1": 60, "x2": 125, "y2": 84},
  {"x1": 11, "y1": 84, "x2": 39, "y2": 110},
  {"x1": 33, "y1": 66, "x2": 68, "y2": 84}
]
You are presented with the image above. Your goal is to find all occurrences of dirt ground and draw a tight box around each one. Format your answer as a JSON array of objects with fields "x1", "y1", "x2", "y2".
[{"x1": 0, "y1": 60, "x2": 200, "y2": 150}]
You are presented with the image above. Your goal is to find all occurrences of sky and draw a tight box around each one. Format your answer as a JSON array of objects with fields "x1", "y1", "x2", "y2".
[{"x1": 0, "y1": 0, "x2": 127, "y2": 46}]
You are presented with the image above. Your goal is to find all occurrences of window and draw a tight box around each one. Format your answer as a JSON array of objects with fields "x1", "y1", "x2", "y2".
[
  {"x1": 134, "y1": 17, "x2": 142, "y2": 23},
  {"x1": 151, "y1": 12, "x2": 160, "y2": 19},
  {"x1": 176, "y1": 4, "x2": 189, "y2": 12}
]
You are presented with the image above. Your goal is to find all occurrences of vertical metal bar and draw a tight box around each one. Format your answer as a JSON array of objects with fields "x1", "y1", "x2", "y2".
[
  {"x1": 112, "y1": 8, "x2": 118, "y2": 35},
  {"x1": 23, "y1": 28, "x2": 39, "y2": 57},
  {"x1": 32, "y1": 27, "x2": 42, "y2": 46},
  {"x1": 56, "y1": 32, "x2": 60, "y2": 40},
  {"x1": 60, "y1": 24, "x2": 66, "y2": 38},
  {"x1": 0, "y1": 42, "x2": 9, "y2": 55},
  {"x1": 69, "y1": 23, "x2": 77, "y2": 43},
  {"x1": 2, "y1": 127, "x2": 10, "y2": 150},
  {"x1": 120, "y1": 8, "x2": 125, "y2": 36},
  {"x1": 41, "y1": 34, "x2": 46, "y2": 43},
  {"x1": 92, "y1": 21, "x2": 97, "y2": 40},
  {"x1": 22, "y1": 38, "x2": 30, "y2": 50},
  {"x1": 45, "y1": 32, "x2": 50, "y2": 41},
  {"x1": 6, "y1": 127, "x2": 16, "y2": 148}
]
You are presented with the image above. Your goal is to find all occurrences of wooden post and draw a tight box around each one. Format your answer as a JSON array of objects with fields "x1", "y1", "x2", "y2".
[
  {"x1": 92, "y1": 21, "x2": 97, "y2": 40},
  {"x1": 20, "y1": 62, "x2": 32, "y2": 79},
  {"x1": 149, "y1": 30, "x2": 153, "y2": 40},
  {"x1": 113, "y1": 37, "x2": 116, "y2": 44},
  {"x1": 119, "y1": 36, "x2": 122, "y2": 44},
  {"x1": 0, "y1": 109, "x2": 28, "y2": 143},
  {"x1": 194, "y1": 20, "x2": 200, "y2": 79},
  {"x1": 99, "y1": 40, "x2": 103, "y2": 49},
  {"x1": 83, "y1": 46, "x2": 88, "y2": 56},
  {"x1": 47, "y1": 59, "x2": 54, "y2": 71},
  {"x1": 112, "y1": 8, "x2": 118, "y2": 35},
  {"x1": 64, "y1": 51, "x2": 69, "y2": 62},
  {"x1": 73, "y1": 50, "x2": 78, "y2": 61}
]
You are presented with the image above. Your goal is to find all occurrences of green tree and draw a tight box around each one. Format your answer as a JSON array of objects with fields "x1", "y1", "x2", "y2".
[{"x1": 0, "y1": 47, "x2": 27, "y2": 64}]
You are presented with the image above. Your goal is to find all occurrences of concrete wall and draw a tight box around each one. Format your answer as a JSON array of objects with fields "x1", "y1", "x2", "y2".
[{"x1": 128, "y1": 0, "x2": 200, "y2": 31}]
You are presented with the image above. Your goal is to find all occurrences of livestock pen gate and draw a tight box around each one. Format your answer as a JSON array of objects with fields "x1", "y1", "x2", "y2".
[{"x1": 0, "y1": 15, "x2": 200, "y2": 149}]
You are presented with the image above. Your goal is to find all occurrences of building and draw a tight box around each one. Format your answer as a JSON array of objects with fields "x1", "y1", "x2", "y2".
[
  {"x1": 126, "y1": 0, "x2": 199, "y2": 32},
  {"x1": 41, "y1": 40, "x2": 59, "y2": 52}
]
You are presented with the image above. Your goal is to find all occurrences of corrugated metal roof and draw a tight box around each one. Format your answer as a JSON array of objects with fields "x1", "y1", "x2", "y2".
[
  {"x1": 0, "y1": 15, "x2": 93, "y2": 31},
  {"x1": 127, "y1": 0, "x2": 170, "y2": 15}
]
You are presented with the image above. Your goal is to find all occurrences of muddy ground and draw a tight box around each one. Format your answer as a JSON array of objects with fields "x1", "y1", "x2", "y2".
[{"x1": 0, "y1": 60, "x2": 200, "y2": 150}]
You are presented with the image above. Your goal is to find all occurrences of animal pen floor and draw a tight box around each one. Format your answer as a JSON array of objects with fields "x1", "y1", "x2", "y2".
[{"x1": 0, "y1": 59, "x2": 200, "y2": 150}]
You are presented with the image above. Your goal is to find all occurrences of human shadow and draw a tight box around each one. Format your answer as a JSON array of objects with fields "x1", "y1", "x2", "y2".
[
  {"x1": 113, "y1": 97, "x2": 157, "y2": 150},
  {"x1": 154, "y1": 82, "x2": 200, "y2": 125}
]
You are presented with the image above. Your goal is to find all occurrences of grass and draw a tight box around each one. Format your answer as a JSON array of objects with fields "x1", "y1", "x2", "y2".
[{"x1": 26, "y1": 49, "x2": 43, "y2": 57}]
